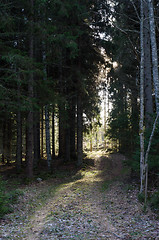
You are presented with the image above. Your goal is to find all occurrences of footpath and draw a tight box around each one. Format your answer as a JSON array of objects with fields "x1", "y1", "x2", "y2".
[{"x1": 0, "y1": 151, "x2": 159, "y2": 239}]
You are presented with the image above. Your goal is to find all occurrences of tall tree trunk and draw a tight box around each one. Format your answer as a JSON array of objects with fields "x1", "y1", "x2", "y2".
[
  {"x1": 140, "y1": 0, "x2": 145, "y2": 194},
  {"x1": 143, "y1": 0, "x2": 159, "y2": 202},
  {"x1": 6, "y1": 117, "x2": 12, "y2": 165},
  {"x1": 65, "y1": 125, "x2": 70, "y2": 162},
  {"x1": 26, "y1": 96, "x2": 34, "y2": 178},
  {"x1": 52, "y1": 110, "x2": 55, "y2": 159},
  {"x1": 41, "y1": 107, "x2": 44, "y2": 159},
  {"x1": 77, "y1": 94, "x2": 83, "y2": 166},
  {"x1": 103, "y1": 89, "x2": 106, "y2": 150},
  {"x1": 65, "y1": 106, "x2": 71, "y2": 162},
  {"x1": 42, "y1": 41, "x2": 52, "y2": 169},
  {"x1": 58, "y1": 106, "x2": 65, "y2": 158},
  {"x1": 58, "y1": 50, "x2": 65, "y2": 159},
  {"x1": 130, "y1": 90, "x2": 139, "y2": 151},
  {"x1": 70, "y1": 98, "x2": 76, "y2": 159},
  {"x1": 16, "y1": 74, "x2": 22, "y2": 171},
  {"x1": 33, "y1": 110, "x2": 40, "y2": 167},
  {"x1": 148, "y1": 0, "x2": 159, "y2": 113},
  {"x1": 90, "y1": 122, "x2": 93, "y2": 152},
  {"x1": 144, "y1": 1, "x2": 153, "y2": 128},
  {"x1": 16, "y1": 110, "x2": 22, "y2": 171},
  {"x1": 45, "y1": 105, "x2": 52, "y2": 170},
  {"x1": 2, "y1": 120, "x2": 6, "y2": 163},
  {"x1": 26, "y1": 0, "x2": 34, "y2": 178}
]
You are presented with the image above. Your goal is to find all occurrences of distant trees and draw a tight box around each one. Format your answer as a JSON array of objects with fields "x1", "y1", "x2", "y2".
[
  {"x1": 101, "y1": 0, "x2": 159, "y2": 200},
  {"x1": 0, "y1": 0, "x2": 104, "y2": 177},
  {"x1": 138, "y1": 0, "x2": 159, "y2": 201},
  {"x1": 2, "y1": 0, "x2": 159, "y2": 197},
  {"x1": 104, "y1": 0, "x2": 139, "y2": 152}
]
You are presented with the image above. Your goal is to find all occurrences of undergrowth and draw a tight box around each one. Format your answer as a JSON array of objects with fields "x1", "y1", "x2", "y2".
[
  {"x1": 0, "y1": 177, "x2": 23, "y2": 218},
  {"x1": 149, "y1": 189, "x2": 159, "y2": 212}
]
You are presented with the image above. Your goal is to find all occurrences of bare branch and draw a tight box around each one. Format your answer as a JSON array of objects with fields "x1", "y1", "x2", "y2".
[{"x1": 130, "y1": 0, "x2": 140, "y2": 21}]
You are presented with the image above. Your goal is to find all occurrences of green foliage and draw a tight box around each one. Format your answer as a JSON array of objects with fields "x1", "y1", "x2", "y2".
[
  {"x1": 131, "y1": 125, "x2": 159, "y2": 176},
  {"x1": 0, "y1": 178, "x2": 23, "y2": 218},
  {"x1": 150, "y1": 189, "x2": 159, "y2": 211},
  {"x1": 0, "y1": 0, "x2": 104, "y2": 176},
  {"x1": 138, "y1": 192, "x2": 145, "y2": 203},
  {"x1": 104, "y1": 0, "x2": 139, "y2": 154}
]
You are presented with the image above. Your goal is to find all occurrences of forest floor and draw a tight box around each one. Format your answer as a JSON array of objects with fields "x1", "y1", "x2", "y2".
[{"x1": 0, "y1": 151, "x2": 159, "y2": 240}]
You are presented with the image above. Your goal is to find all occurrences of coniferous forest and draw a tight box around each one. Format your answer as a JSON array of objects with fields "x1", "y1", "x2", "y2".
[{"x1": 0, "y1": 0, "x2": 159, "y2": 239}]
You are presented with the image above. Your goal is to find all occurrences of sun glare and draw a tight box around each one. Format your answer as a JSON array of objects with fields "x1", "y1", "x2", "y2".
[{"x1": 113, "y1": 61, "x2": 118, "y2": 68}]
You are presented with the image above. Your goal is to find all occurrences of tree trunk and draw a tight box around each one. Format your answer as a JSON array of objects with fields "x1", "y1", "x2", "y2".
[
  {"x1": 90, "y1": 124, "x2": 93, "y2": 152},
  {"x1": 26, "y1": 0, "x2": 34, "y2": 178},
  {"x1": 58, "y1": 106, "x2": 65, "y2": 158},
  {"x1": 42, "y1": 41, "x2": 52, "y2": 169},
  {"x1": 143, "y1": 0, "x2": 159, "y2": 202},
  {"x1": 148, "y1": 0, "x2": 159, "y2": 113},
  {"x1": 70, "y1": 98, "x2": 76, "y2": 159},
  {"x1": 77, "y1": 94, "x2": 83, "y2": 166},
  {"x1": 2, "y1": 120, "x2": 6, "y2": 163},
  {"x1": 16, "y1": 75, "x2": 22, "y2": 171},
  {"x1": 6, "y1": 117, "x2": 12, "y2": 165},
  {"x1": 33, "y1": 110, "x2": 40, "y2": 167},
  {"x1": 58, "y1": 49, "x2": 65, "y2": 159},
  {"x1": 140, "y1": 0, "x2": 145, "y2": 194},
  {"x1": 26, "y1": 112, "x2": 34, "y2": 178},
  {"x1": 16, "y1": 111, "x2": 22, "y2": 171},
  {"x1": 143, "y1": 1, "x2": 153, "y2": 128},
  {"x1": 65, "y1": 124, "x2": 70, "y2": 162},
  {"x1": 52, "y1": 111, "x2": 55, "y2": 159},
  {"x1": 130, "y1": 90, "x2": 139, "y2": 151},
  {"x1": 45, "y1": 105, "x2": 52, "y2": 170},
  {"x1": 104, "y1": 90, "x2": 107, "y2": 150},
  {"x1": 41, "y1": 107, "x2": 44, "y2": 159}
]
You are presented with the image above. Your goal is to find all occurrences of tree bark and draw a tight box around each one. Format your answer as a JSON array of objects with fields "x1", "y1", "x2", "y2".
[
  {"x1": 26, "y1": 0, "x2": 34, "y2": 178},
  {"x1": 41, "y1": 107, "x2": 44, "y2": 159},
  {"x1": 26, "y1": 112, "x2": 34, "y2": 178},
  {"x1": 143, "y1": 1, "x2": 153, "y2": 128},
  {"x1": 139, "y1": 0, "x2": 145, "y2": 194},
  {"x1": 33, "y1": 110, "x2": 40, "y2": 167},
  {"x1": 2, "y1": 120, "x2": 6, "y2": 163},
  {"x1": 58, "y1": 50, "x2": 65, "y2": 159},
  {"x1": 52, "y1": 110, "x2": 55, "y2": 159},
  {"x1": 145, "y1": 113, "x2": 159, "y2": 203},
  {"x1": 45, "y1": 105, "x2": 52, "y2": 170},
  {"x1": 77, "y1": 94, "x2": 83, "y2": 166},
  {"x1": 148, "y1": 0, "x2": 159, "y2": 113},
  {"x1": 65, "y1": 123, "x2": 70, "y2": 162},
  {"x1": 58, "y1": 105, "x2": 65, "y2": 158},
  {"x1": 70, "y1": 98, "x2": 76, "y2": 159},
  {"x1": 16, "y1": 110, "x2": 22, "y2": 171},
  {"x1": 42, "y1": 41, "x2": 52, "y2": 169},
  {"x1": 6, "y1": 117, "x2": 12, "y2": 165},
  {"x1": 104, "y1": 89, "x2": 107, "y2": 150}
]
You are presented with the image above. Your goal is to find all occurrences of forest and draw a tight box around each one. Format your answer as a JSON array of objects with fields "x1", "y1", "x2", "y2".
[{"x1": 0, "y1": 0, "x2": 159, "y2": 239}]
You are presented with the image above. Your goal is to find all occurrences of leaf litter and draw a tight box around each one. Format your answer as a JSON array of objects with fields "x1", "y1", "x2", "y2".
[{"x1": 0, "y1": 151, "x2": 159, "y2": 240}]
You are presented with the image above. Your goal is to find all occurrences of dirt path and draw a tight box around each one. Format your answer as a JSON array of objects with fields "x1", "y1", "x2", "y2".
[{"x1": 0, "y1": 151, "x2": 159, "y2": 239}]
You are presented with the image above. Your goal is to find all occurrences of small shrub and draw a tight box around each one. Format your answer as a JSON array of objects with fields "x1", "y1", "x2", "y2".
[
  {"x1": 0, "y1": 178, "x2": 23, "y2": 218},
  {"x1": 150, "y1": 190, "x2": 159, "y2": 211},
  {"x1": 138, "y1": 192, "x2": 145, "y2": 203}
]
